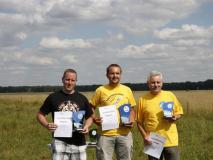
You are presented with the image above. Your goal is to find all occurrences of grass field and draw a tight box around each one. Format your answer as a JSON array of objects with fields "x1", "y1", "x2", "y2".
[{"x1": 0, "y1": 90, "x2": 213, "y2": 160}]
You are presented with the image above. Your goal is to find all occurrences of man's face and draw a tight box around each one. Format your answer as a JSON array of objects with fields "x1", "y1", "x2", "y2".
[
  {"x1": 107, "y1": 66, "x2": 121, "y2": 85},
  {"x1": 148, "y1": 75, "x2": 163, "y2": 95},
  {"x1": 62, "y1": 72, "x2": 77, "y2": 93}
]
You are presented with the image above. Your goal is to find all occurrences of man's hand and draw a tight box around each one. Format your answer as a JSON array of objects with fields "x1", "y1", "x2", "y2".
[
  {"x1": 164, "y1": 114, "x2": 181, "y2": 122},
  {"x1": 46, "y1": 123, "x2": 57, "y2": 132},
  {"x1": 93, "y1": 117, "x2": 103, "y2": 126},
  {"x1": 122, "y1": 122, "x2": 134, "y2": 128},
  {"x1": 144, "y1": 135, "x2": 152, "y2": 145},
  {"x1": 81, "y1": 126, "x2": 89, "y2": 134}
]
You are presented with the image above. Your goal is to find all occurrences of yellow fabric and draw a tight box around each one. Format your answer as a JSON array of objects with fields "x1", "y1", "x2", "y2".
[
  {"x1": 136, "y1": 90, "x2": 183, "y2": 147},
  {"x1": 90, "y1": 84, "x2": 136, "y2": 136}
]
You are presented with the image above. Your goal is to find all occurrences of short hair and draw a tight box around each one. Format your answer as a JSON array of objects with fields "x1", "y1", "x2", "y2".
[
  {"x1": 147, "y1": 70, "x2": 163, "y2": 81},
  {"x1": 62, "y1": 69, "x2": 77, "y2": 80},
  {"x1": 106, "y1": 64, "x2": 122, "y2": 75}
]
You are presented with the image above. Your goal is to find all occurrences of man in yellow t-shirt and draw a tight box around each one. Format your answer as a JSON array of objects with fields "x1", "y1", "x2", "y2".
[
  {"x1": 90, "y1": 64, "x2": 136, "y2": 160},
  {"x1": 137, "y1": 71, "x2": 183, "y2": 160}
]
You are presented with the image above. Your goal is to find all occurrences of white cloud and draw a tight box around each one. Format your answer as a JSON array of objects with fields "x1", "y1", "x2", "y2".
[
  {"x1": 155, "y1": 24, "x2": 213, "y2": 40},
  {"x1": 0, "y1": 0, "x2": 204, "y2": 38},
  {"x1": 154, "y1": 24, "x2": 213, "y2": 47},
  {"x1": 25, "y1": 56, "x2": 54, "y2": 65},
  {"x1": 45, "y1": 0, "x2": 114, "y2": 21},
  {"x1": 40, "y1": 37, "x2": 93, "y2": 49},
  {"x1": 175, "y1": 39, "x2": 209, "y2": 46},
  {"x1": 0, "y1": 50, "x2": 55, "y2": 66},
  {"x1": 61, "y1": 54, "x2": 77, "y2": 64},
  {"x1": 15, "y1": 32, "x2": 27, "y2": 40},
  {"x1": 120, "y1": 23, "x2": 213, "y2": 67},
  {"x1": 120, "y1": 43, "x2": 170, "y2": 58},
  {"x1": 109, "y1": 0, "x2": 202, "y2": 35},
  {"x1": 121, "y1": 44, "x2": 152, "y2": 57}
]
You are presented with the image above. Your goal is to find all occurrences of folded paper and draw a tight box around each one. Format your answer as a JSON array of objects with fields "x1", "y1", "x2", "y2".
[{"x1": 144, "y1": 132, "x2": 166, "y2": 159}]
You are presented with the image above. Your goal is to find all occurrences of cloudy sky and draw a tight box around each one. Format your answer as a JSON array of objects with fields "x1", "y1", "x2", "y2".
[{"x1": 0, "y1": 0, "x2": 213, "y2": 86}]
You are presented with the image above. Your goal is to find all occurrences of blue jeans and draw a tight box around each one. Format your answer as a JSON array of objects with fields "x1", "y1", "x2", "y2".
[
  {"x1": 96, "y1": 132, "x2": 133, "y2": 160},
  {"x1": 148, "y1": 146, "x2": 179, "y2": 160}
]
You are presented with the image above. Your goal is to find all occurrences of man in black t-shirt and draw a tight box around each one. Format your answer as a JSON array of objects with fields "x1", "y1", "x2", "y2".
[{"x1": 37, "y1": 69, "x2": 93, "y2": 160}]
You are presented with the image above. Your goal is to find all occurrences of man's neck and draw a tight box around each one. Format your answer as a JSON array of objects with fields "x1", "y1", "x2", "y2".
[
  {"x1": 62, "y1": 88, "x2": 75, "y2": 94},
  {"x1": 150, "y1": 90, "x2": 161, "y2": 96},
  {"x1": 108, "y1": 83, "x2": 120, "y2": 88}
]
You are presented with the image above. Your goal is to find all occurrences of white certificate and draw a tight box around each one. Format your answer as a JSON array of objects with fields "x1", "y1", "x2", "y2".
[
  {"x1": 54, "y1": 112, "x2": 73, "y2": 137},
  {"x1": 144, "y1": 132, "x2": 166, "y2": 159},
  {"x1": 99, "y1": 105, "x2": 119, "y2": 131}
]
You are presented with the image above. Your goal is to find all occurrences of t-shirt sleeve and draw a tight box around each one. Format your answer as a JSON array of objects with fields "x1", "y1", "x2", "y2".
[
  {"x1": 171, "y1": 92, "x2": 184, "y2": 115},
  {"x1": 90, "y1": 88, "x2": 101, "y2": 108},
  {"x1": 84, "y1": 98, "x2": 94, "y2": 119},
  {"x1": 39, "y1": 95, "x2": 52, "y2": 115},
  {"x1": 128, "y1": 88, "x2": 136, "y2": 107},
  {"x1": 136, "y1": 97, "x2": 144, "y2": 124}
]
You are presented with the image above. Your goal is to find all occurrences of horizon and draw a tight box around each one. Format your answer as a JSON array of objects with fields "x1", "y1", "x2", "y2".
[{"x1": 1, "y1": 78, "x2": 212, "y2": 87}]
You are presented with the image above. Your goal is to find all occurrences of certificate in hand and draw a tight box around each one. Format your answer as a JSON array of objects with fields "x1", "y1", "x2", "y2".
[
  {"x1": 144, "y1": 132, "x2": 166, "y2": 159},
  {"x1": 54, "y1": 112, "x2": 73, "y2": 137},
  {"x1": 99, "y1": 105, "x2": 119, "y2": 131}
]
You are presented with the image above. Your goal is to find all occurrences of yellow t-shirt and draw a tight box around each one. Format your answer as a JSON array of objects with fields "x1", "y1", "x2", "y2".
[
  {"x1": 136, "y1": 90, "x2": 183, "y2": 147},
  {"x1": 90, "y1": 84, "x2": 136, "y2": 136}
]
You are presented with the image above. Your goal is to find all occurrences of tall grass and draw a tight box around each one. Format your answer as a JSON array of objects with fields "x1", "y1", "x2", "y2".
[{"x1": 0, "y1": 90, "x2": 212, "y2": 160}]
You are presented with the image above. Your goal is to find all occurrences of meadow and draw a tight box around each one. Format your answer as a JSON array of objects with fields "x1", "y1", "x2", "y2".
[{"x1": 0, "y1": 90, "x2": 213, "y2": 160}]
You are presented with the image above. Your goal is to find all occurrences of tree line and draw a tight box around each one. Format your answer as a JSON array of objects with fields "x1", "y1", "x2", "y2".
[{"x1": 0, "y1": 79, "x2": 212, "y2": 93}]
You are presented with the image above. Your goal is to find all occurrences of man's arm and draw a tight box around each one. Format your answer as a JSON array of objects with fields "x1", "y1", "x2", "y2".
[
  {"x1": 129, "y1": 108, "x2": 135, "y2": 123},
  {"x1": 81, "y1": 117, "x2": 93, "y2": 134},
  {"x1": 90, "y1": 104, "x2": 102, "y2": 126},
  {"x1": 37, "y1": 112, "x2": 57, "y2": 132},
  {"x1": 137, "y1": 121, "x2": 152, "y2": 144}
]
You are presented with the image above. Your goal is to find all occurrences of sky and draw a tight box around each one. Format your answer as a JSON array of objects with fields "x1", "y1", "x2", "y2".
[{"x1": 0, "y1": 0, "x2": 213, "y2": 86}]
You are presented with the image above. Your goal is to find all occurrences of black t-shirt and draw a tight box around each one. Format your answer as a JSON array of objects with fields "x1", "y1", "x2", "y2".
[{"x1": 39, "y1": 90, "x2": 93, "y2": 146}]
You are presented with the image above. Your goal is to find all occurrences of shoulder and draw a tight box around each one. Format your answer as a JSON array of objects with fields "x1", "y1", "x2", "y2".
[
  {"x1": 74, "y1": 91, "x2": 88, "y2": 99},
  {"x1": 47, "y1": 90, "x2": 62, "y2": 98},
  {"x1": 120, "y1": 84, "x2": 132, "y2": 91},
  {"x1": 161, "y1": 90, "x2": 175, "y2": 96},
  {"x1": 161, "y1": 90, "x2": 178, "y2": 100},
  {"x1": 95, "y1": 85, "x2": 107, "y2": 92},
  {"x1": 140, "y1": 92, "x2": 151, "y2": 100},
  {"x1": 96, "y1": 85, "x2": 104, "y2": 90}
]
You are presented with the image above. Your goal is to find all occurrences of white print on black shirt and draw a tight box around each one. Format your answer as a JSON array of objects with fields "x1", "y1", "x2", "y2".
[{"x1": 58, "y1": 100, "x2": 79, "y2": 112}]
